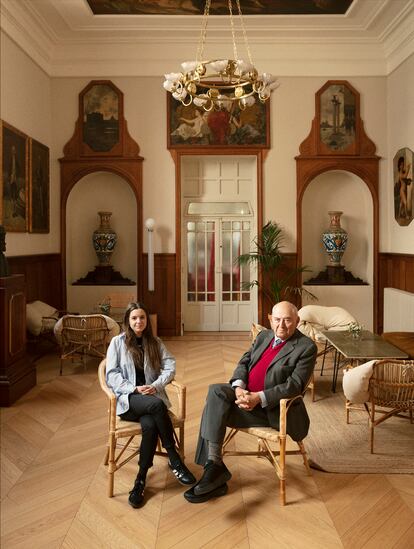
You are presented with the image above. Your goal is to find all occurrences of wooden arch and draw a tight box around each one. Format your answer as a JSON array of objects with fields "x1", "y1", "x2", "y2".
[
  {"x1": 295, "y1": 80, "x2": 381, "y2": 329},
  {"x1": 59, "y1": 80, "x2": 144, "y2": 306}
]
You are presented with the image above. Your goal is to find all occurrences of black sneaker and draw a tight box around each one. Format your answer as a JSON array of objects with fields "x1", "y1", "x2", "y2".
[
  {"x1": 128, "y1": 478, "x2": 145, "y2": 508},
  {"x1": 169, "y1": 461, "x2": 196, "y2": 485},
  {"x1": 193, "y1": 460, "x2": 232, "y2": 495}
]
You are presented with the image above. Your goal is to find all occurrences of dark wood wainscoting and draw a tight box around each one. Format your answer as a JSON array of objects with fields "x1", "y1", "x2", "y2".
[
  {"x1": 8, "y1": 254, "x2": 63, "y2": 310},
  {"x1": 378, "y1": 252, "x2": 414, "y2": 334},
  {"x1": 141, "y1": 254, "x2": 176, "y2": 336}
]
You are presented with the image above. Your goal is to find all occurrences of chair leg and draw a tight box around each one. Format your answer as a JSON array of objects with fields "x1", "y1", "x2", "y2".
[
  {"x1": 108, "y1": 434, "x2": 116, "y2": 497},
  {"x1": 60, "y1": 359, "x2": 63, "y2": 376},
  {"x1": 104, "y1": 445, "x2": 109, "y2": 466},
  {"x1": 370, "y1": 402, "x2": 375, "y2": 454},
  {"x1": 346, "y1": 399, "x2": 350, "y2": 424},
  {"x1": 320, "y1": 340, "x2": 328, "y2": 376},
  {"x1": 297, "y1": 441, "x2": 312, "y2": 476},
  {"x1": 279, "y1": 436, "x2": 286, "y2": 506}
]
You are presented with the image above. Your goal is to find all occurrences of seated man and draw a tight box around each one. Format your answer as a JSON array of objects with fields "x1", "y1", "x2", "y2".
[{"x1": 184, "y1": 301, "x2": 317, "y2": 503}]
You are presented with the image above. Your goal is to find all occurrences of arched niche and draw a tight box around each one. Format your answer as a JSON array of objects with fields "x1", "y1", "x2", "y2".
[
  {"x1": 296, "y1": 81, "x2": 380, "y2": 330},
  {"x1": 59, "y1": 80, "x2": 144, "y2": 307}
]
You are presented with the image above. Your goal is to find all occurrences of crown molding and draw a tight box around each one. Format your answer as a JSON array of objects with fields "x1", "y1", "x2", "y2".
[{"x1": 1, "y1": 0, "x2": 413, "y2": 77}]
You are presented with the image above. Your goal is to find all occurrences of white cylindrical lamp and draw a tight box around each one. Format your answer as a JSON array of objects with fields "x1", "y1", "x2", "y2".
[{"x1": 145, "y1": 218, "x2": 155, "y2": 292}]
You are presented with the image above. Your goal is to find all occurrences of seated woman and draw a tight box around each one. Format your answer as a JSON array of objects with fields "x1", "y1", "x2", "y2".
[{"x1": 106, "y1": 301, "x2": 195, "y2": 508}]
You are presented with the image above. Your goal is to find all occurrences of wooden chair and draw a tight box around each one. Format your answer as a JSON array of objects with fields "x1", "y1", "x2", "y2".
[
  {"x1": 222, "y1": 384, "x2": 312, "y2": 506},
  {"x1": 368, "y1": 359, "x2": 414, "y2": 453},
  {"x1": 59, "y1": 314, "x2": 109, "y2": 375},
  {"x1": 98, "y1": 359, "x2": 186, "y2": 497}
]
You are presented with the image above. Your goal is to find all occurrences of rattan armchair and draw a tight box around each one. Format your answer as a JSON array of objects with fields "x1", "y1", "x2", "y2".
[
  {"x1": 222, "y1": 385, "x2": 312, "y2": 506},
  {"x1": 368, "y1": 359, "x2": 414, "y2": 453},
  {"x1": 59, "y1": 314, "x2": 109, "y2": 375},
  {"x1": 98, "y1": 359, "x2": 186, "y2": 498}
]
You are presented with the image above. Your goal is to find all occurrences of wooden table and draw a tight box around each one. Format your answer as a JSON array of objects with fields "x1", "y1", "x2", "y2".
[{"x1": 321, "y1": 330, "x2": 408, "y2": 392}]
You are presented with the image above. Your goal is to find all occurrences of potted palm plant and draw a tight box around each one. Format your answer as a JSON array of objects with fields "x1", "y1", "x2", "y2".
[{"x1": 235, "y1": 221, "x2": 316, "y2": 306}]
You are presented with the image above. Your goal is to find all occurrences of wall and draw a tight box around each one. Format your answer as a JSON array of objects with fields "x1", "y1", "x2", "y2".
[
  {"x1": 0, "y1": 32, "x2": 58, "y2": 255},
  {"x1": 386, "y1": 53, "x2": 414, "y2": 254}
]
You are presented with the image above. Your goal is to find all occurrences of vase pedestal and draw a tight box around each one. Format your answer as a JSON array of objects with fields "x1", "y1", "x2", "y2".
[
  {"x1": 304, "y1": 266, "x2": 367, "y2": 286},
  {"x1": 73, "y1": 265, "x2": 135, "y2": 286}
]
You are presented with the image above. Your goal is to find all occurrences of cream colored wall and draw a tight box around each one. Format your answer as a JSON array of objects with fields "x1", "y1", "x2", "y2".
[
  {"x1": 0, "y1": 32, "x2": 58, "y2": 255},
  {"x1": 386, "y1": 54, "x2": 414, "y2": 253}
]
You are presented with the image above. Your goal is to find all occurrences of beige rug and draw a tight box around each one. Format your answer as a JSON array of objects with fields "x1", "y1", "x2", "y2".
[{"x1": 305, "y1": 375, "x2": 414, "y2": 474}]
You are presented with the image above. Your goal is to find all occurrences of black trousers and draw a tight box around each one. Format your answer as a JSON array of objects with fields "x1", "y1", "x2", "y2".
[
  {"x1": 120, "y1": 393, "x2": 176, "y2": 470},
  {"x1": 194, "y1": 383, "x2": 270, "y2": 465}
]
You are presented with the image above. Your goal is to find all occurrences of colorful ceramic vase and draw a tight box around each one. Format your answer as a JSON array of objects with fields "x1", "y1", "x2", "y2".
[
  {"x1": 92, "y1": 211, "x2": 117, "y2": 265},
  {"x1": 322, "y1": 211, "x2": 348, "y2": 266}
]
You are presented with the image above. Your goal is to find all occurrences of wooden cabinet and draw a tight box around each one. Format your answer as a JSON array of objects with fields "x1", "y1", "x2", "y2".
[{"x1": 0, "y1": 274, "x2": 36, "y2": 406}]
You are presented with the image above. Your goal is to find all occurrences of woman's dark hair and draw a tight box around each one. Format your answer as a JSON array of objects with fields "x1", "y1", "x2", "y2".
[
  {"x1": 123, "y1": 301, "x2": 161, "y2": 373},
  {"x1": 398, "y1": 156, "x2": 405, "y2": 170}
]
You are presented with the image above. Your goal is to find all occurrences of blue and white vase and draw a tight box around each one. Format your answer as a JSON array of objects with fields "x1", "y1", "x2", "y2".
[
  {"x1": 322, "y1": 211, "x2": 348, "y2": 266},
  {"x1": 92, "y1": 211, "x2": 117, "y2": 265}
]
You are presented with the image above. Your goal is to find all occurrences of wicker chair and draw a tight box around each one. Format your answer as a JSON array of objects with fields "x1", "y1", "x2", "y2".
[
  {"x1": 222, "y1": 383, "x2": 312, "y2": 506},
  {"x1": 368, "y1": 359, "x2": 414, "y2": 453},
  {"x1": 59, "y1": 314, "x2": 109, "y2": 375},
  {"x1": 98, "y1": 359, "x2": 186, "y2": 497}
]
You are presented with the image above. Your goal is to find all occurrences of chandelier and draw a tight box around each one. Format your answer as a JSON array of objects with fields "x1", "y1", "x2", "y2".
[{"x1": 163, "y1": 0, "x2": 278, "y2": 111}]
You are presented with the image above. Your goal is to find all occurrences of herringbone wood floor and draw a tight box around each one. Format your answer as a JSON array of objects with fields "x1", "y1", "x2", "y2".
[{"x1": 1, "y1": 336, "x2": 413, "y2": 548}]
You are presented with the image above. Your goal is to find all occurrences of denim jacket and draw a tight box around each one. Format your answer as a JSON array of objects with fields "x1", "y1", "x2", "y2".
[{"x1": 106, "y1": 333, "x2": 176, "y2": 415}]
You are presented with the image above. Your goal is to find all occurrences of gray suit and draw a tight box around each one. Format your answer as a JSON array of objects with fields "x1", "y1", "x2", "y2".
[{"x1": 195, "y1": 328, "x2": 317, "y2": 465}]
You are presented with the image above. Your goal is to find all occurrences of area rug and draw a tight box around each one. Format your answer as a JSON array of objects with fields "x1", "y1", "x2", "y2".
[{"x1": 305, "y1": 375, "x2": 414, "y2": 474}]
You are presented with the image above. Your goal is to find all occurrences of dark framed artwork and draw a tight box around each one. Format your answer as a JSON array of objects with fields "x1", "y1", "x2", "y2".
[
  {"x1": 29, "y1": 139, "x2": 50, "y2": 233},
  {"x1": 1, "y1": 121, "x2": 28, "y2": 232},
  {"x1": 316, "y1": 81, "x2": 359, "y2": 154},
  {"x1": 167, "y1": 90, "x2": 270, "y2": 149},
  {"x1": 393, "y1": 147, "x2": 413, "y2": 227},
  {"x1": 82, "y1": 82, "x2": 120, "y2": 152}
]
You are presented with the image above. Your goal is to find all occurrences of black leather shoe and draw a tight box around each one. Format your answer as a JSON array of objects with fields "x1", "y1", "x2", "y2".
[
  {"x1": 193, "y1": 460, "x2": 232, "y2": 495},
  {"x1": 184, "y1": 483, "x2": 228, "y2": 503},
  {"x1": 169, "y1": 461, "x2": 196, "y2": 485},
  {"x1": 128, "y1": 478, "x2": 145, "y2": 508}
]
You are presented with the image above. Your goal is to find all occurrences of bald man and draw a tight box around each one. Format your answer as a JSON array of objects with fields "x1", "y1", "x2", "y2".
[{"x1": 184, "y1": 301, "x2": 317, "y2": 503}]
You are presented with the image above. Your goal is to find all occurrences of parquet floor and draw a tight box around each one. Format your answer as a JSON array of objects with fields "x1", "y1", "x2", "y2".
[{"x1": 1, "y1": 336, "x2": 413, "y2": 548}]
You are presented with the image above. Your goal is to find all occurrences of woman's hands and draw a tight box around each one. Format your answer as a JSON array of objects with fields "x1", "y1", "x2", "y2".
[{"x1": 135, "y1": 385, "x2": 156, "y2": 395}]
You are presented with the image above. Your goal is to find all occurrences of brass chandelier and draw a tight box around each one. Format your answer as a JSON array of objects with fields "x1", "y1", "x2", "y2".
[{"x1": 163, "y1": 0, "x2": 278, "y2": 111}]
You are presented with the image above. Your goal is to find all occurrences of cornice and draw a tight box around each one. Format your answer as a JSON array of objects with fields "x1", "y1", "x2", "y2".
[{"x1": 1, "y1": 0, "x2": 413, "y2": 77}]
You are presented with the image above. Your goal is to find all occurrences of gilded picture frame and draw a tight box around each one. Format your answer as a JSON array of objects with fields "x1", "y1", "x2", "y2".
[
  {"x1": 1, "y1": 121, "x2": 29, "y2": 232},
  {"x1": 29, "y1": 138, "x2": 50, "y2": 233}
]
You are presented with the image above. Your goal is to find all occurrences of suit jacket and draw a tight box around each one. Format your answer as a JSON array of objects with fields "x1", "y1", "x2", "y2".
[{"x1": 230, "y1": 328, "x2": 317, "y2": 441}]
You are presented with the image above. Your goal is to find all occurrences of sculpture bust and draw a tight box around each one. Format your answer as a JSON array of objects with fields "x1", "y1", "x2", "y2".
[{"x1": 0, "y1": 225, "x2": 10, "y2": 277}]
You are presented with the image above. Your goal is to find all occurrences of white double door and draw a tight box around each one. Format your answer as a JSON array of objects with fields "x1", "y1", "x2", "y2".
[{"x1": 182, "y1": 217, "x2": 256, "y2": 331}]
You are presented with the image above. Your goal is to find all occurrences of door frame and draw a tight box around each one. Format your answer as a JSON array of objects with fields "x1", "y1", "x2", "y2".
[{"x1": 170, "y1": 148, "x2": 266, "y2": 335}]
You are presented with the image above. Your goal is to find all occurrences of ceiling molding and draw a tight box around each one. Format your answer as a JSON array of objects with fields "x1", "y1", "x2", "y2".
[{"x1": 1, "y1": 0, "x2": 413, "y2": 77}]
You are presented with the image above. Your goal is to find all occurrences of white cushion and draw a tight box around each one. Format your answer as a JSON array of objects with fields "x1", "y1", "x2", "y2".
[
  {"x1": 298, "y1": 305, "x2": 357, "y2": 342},
  {"x1": 342, "y1": 360, "x2": 377, "y2": 403},
  {"x1": 26, "y1": 301, "x2": 58, "y2": 336}
]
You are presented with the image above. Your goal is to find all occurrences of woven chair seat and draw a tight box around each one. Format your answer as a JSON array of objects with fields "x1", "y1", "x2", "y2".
[{"x1": 238, "y1": 426, "x2": 281, "y2": 442}]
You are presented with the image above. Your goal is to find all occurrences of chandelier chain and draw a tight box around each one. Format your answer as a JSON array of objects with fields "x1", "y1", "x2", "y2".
[
  {"x1": 228, "y1": 0, "x2": 238, "y2": 62},
  {"x1": 196, "y1": 0, "x2": 211, "y2": 62},
  {"x1": 235, "y1": 0, "x2": 253, "y2": 66}
]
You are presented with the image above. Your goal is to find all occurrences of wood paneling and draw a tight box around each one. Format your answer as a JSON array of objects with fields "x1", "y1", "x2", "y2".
[
  {"x1": 141, "y1": 253, "x2": 176, "y2": 336},
  {"x1": 378, "y1": 252, "x2": 414, "y2": 333},
  {"x1": 8, "y1": 253, "x2": 63, "y2": 309}
]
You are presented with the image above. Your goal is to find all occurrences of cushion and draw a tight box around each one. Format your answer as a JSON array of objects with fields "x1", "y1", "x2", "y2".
[
  {"x1": 26, "y1": 300, "x2": 59, "y2": 336},
  {"x1": 342, "y1": 360, "x2": 377, "y2": 403},
  {"x1": 298, "y1": 305, "x2": 357, "y2": 342}
]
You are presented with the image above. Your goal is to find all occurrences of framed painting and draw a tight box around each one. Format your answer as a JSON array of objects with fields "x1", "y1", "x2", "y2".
[
  {"x1": 167, "y1": 89, "x2": 270, "y2": 149},
  {"x1": 316, "y1": 80, "x2": 359, "y2": 154},
  {"x1": 1, "y1": 121, "x2": 28, "y2": 232},
  {"x1": 29, "y1": 139, "x2": 50, "y2": 233},
  {"x1": 393, "y1": 147, "x2": 413, "y2": 227},
  {"x1": 82, "y1": 81, "x2": 120, "y2": 153}
]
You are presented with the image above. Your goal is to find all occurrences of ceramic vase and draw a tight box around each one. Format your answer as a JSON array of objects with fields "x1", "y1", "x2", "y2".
[
  {"x1": 92, "y1": 211, "x2": 117, "y2": 265},
  {"x1": 321, "y1": 211, "x2": 348, "y2": 266}
]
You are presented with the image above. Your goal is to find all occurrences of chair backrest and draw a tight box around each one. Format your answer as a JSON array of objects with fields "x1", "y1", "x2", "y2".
[
  {"x1": 61, "y1": 314, "x2": 108, "y2": 346},
  {"x1": 370, "y1": 359, "x2": 414, "y2": 408},
  {"x1": 298, "y1": 305, "x2": 357, "y2": 341}
]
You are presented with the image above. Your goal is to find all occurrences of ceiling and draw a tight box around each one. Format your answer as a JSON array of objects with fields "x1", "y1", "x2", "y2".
[
  {"x1": 1, "y1": 0, "x2": 413, "y2": 77},
  {"x1": 85, "y1": 0, "x2": 354, "y2": 16}
]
